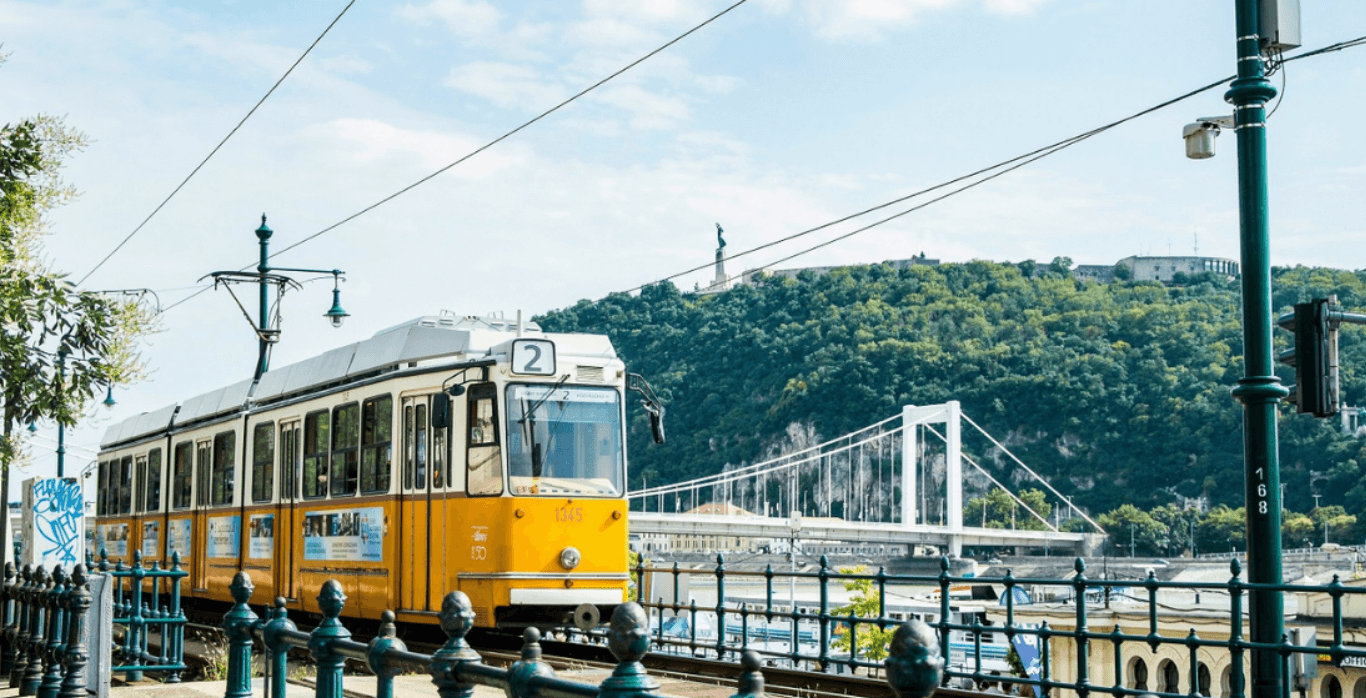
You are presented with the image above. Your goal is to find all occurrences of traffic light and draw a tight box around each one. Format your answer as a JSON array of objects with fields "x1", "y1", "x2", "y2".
[{"x1": 1277, "y1": 298, "x2": 1339, "y2": 418}]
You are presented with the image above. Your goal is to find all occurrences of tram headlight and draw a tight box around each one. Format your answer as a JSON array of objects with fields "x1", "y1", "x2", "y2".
[{"x1": 560, "y1": 547, "x2": 581, "y2": 570}]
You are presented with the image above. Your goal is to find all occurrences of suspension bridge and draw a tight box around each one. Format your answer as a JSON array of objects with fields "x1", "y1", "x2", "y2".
[{"x1": 628, "y1": 401, "x2": 1107, "y2": 556}]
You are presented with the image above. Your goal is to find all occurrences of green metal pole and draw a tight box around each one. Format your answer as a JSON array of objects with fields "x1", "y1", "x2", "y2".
[
  {"x1": 1224, "y1": 1, "x2": 1286, "y2": 697},
  {"x1": 56, "y1": 351, "x2": 66, "y2": 478},
  {"x1": 254, "y1": 215, "x2": 273, "y2": 382}
]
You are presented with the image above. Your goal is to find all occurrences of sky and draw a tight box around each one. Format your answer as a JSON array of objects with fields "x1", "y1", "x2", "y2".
[{"x1": 3, "y1": 0, "x2": 1365, "y2": 491}]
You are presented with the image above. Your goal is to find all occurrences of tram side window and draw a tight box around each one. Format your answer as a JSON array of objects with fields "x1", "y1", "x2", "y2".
[
  {"x1": 467, "y1": 385, "x2": 502, "y2": 496},
  {"x1": 172, "y1": 443, "x2": 193, "y2": 509},
  {"x1": 146, "y1": 448, "x2": 162, "y2": 512},
  {"x1": 252, "y1": 423, "x2": 274, "y2": 504},
  {"x1": 303, "y1": 410, "x2": 330, "y2": 499},
  {"x1": 211, "y1": 432, "x2": 235, "y2": 506},
  {"x1": 331, "y1": 403, "x2": 359, "y2": 497},
  {"x1": 119, "y1": 456, "x2": 133, "y2": 514},
  {"x1": 134, "y1": 455, "x2": 147, "y2": 513},
  {"x1": 97, "y1": 461, "x2": 108, "y2": 515},
  {"x1": 404, "y1": 403, "x2": 429, "y2": 490},
  {"x1": 361, "y1": 396, "x2": 392, "y2": 494},
  {"x1": 195, "y1": 441, "x2": 211, "y2": 506}
]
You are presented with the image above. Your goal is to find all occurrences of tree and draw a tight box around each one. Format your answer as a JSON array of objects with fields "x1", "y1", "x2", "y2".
[
  {"x1": 965, "y1": 487, "x2": 1052, "y2": 531},
  {"x1": 1097, "y1": 505, "x2": 1167, "y2": 557},
  {"x1": 1, "y1": 69, "x2": 154, "y2": 559},
  {"x1": 1048, "y1": 256, "x2": 1073, "y2": 276},
  {"x1": 1311, "y1": 506, "x2": 1357, "y2": 546},
  {"x1": 831, "y1": 566, "x2": 896, "y2": 665},
  {"x1": 1197, "y1": 506, "x2": 1246, "y2": 553},
  {"x1": 1113, "y1": 263, "x2": 1132, "y2": 282},
  {"x1": 1282, "y1": 511, "x2": 1317, "y2": 549},
  {"x1": 1148, "y1": 503, "x2": 1200, "y2": 556}
]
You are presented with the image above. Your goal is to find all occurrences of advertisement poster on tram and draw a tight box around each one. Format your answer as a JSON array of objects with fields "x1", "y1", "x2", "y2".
[
  {"x1": 142, "y1": 521, "x2": 160, "y2": 558},
  {"x1": 249, "y1": 514, "x2": 274, "y2": 559},
  {"x1": 166, "y1": 519, "x2": 192, "y2": 561},
  {"x1": 207, "y1": 516, "x2": 241, "y2": 558},
  {"x1": 303, "y1": 508, "x2": 383, "y2": 562},
  {"x1": 95, "y1": 523, "x2": 128, "y2": 558}
]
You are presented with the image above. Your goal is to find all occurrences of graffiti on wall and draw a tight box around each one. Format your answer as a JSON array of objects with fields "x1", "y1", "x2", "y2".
[{"x1": 23, "y1": 477, "x2": 84, "y2": 568}]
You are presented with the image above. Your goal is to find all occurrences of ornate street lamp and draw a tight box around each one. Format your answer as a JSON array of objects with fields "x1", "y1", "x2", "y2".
[{"x1": 203, "y1": 214, "x2": 350, "y2": 381}]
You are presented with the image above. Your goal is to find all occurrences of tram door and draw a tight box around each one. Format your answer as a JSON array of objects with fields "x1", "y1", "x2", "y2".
[
  {"x1": 399, "y1": 396, "x2": 435, "y2": 611},
  {"x1": 275, "y1": 421, "x2": 301, "y2": 601}
]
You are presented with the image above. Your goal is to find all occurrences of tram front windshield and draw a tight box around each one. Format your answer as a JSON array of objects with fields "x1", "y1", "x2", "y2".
[{"x1": 505, "y1": 384, "x2": 624, "y2": 496}]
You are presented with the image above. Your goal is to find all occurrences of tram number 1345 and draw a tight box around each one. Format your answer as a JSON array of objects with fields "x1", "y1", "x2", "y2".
[{"x1": 556, "y1": 506, "x2": 584, "y2": 523}]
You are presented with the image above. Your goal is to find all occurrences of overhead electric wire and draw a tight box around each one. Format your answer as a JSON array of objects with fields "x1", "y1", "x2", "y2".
[
  {"x1": 266, "y1": 0, "x2": 751, "y2": 263},
  {"x1": 76, "y1": 0, "x2": 359, "y2": 287},
  {"x1": 626, "y1": 74, "x2": 1234, "y2": 294},
  {"x1": 627, "y1": 31, "x2": 1366, "y2": 294}
]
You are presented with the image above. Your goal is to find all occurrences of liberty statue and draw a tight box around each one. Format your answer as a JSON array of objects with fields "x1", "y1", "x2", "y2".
[{"x1": 716, "y1": 223, "x2": 726, "y2": 250}]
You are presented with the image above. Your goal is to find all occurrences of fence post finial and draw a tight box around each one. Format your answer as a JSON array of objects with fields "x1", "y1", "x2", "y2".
[
  {"x1": 431, "y1": 591, "x2": 481, "y2": 698},
  {"x1": 263, "y1": 597, "x2": 297, "y2": 698},
  {"x1": 600, "y1": 603, "x2": 659, "y2": 698},
  {"x1": 508, "y1": 628, "x2": 556, "y2": 698},
  {"x1": 224, "y1": 572, "x2": 258, "y2": 698},
  {"x1": 729, "y1": 651, "x2": 765, "y2": 698},
  {"x1": 885, "y1": 619, "x2": 944, "y2": 698},
  {"x1": 367, "y1": 610, "x2": 406, "y2": 698},
  {"x1": 310, "y1": 580, "x2": 351, "y2": 698}
]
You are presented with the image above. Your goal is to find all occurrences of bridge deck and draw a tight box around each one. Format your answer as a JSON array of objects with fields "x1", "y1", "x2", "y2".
[{"x1": 630, "y1": 512, "x2": 1092, "y2": 551}]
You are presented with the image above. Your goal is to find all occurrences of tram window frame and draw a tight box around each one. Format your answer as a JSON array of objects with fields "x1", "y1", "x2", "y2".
[
  {"x1": 210, "y1": 431, "x2": 236, "y2": 506},
  {"x1": 252, "y1": 422, "x2": 275, "y2": 504},
  {"x1": 466, "y1": 384, "x2": 503, "y2": 497},
  {"x1": 146, "y1": 448, "x2": 163, "y2": 512},
  {"x1": 97, "y1": 460, "x2": 108, "y2": 515},
  {"x1": 134, "y1": 454, "x2": 147, "y2": 513},
  {"x1": 119, "y1": 455, "x2": 133, "y2": 514},
  {"x1": 360, "y1": 395, "x2": 392, "y2": 494},
  {"x1": 303, "y1": 409, "x2": 330, "y2": 500},
  {"x1": 172, "y1": 442, "x2": 193, "y2": 510},
  {"x1": 330, "y1": 402, "x2": 360, "y2": 497},
  {"x1": 195, "y1": 441, "x2": 211, "y2": 507},
  {"x1": 280, "y1": 422, "x2": 300, "y2": 500}
]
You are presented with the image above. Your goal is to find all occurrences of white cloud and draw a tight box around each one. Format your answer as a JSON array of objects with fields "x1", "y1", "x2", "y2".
[
  {"x1": 596, "y1": 85, "x2": 690, "y2": 131},
  {"x1": 793, "y1": 0, "x2": 1051, "y2": 41},
  {"x1": 399, "y1": 0, "x2": 501, "y2": 37},
  {"x1": 444, "y1": 62, "x2": 567, "y2": 111},
  {"x1": 297, "y1": 117, "x2": 530, "y2": 175}
]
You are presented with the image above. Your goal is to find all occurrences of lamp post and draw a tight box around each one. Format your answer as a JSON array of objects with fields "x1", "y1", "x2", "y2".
[
  {"x1": 205, "y1": 215, "x2": 349, "y2": 382},
  {"x1": 1223, "y1": 2, "x2": 1287, "y2": 697}
]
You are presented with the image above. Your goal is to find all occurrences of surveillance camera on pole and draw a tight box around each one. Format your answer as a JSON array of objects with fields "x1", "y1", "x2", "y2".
[{"x1": 1183, "y1": 116, "x2": 1235, "y2": 160}]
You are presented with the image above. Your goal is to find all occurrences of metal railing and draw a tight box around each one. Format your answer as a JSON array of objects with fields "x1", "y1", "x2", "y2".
[
  {"x1": 0, "y1": 562, "x2": 93, "y2": 698},
  {"x1": 91, "y1": 548, "x2": 189, "y2": 682},
  {"x1": 623, "y1": 554, "x2": 1366, "y2": 698},
  {"x1": 223, "y1": 572, "x2": 943, "y2": 698}
]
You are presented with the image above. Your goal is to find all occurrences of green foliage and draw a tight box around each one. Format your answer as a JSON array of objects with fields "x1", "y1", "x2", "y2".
[
  {"x1": 1114, "y1": 263, "x2": 1132, "y2": 282},
  {"x1": 1, "y1": 73, "x2": 156, "y2": 494},
  {"x1": 1098, "y1": 504, "x2": 1168, "y2": 556},
  {"x1": 831, "y1": 566, "x2": 896, "y2": 661},
  {"x1": 965, "y1": 487, "x2": 1052, "y2": 530},
  {"x1": 537, "y1": 260, "x2": 1366, "y2": 531}
]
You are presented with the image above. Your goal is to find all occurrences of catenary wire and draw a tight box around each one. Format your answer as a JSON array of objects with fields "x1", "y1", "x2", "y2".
[
  {"x1": 75, "y1": 0, "x2": 358, "y2": 287},
  {"x1": 622, "y1": 74, "x2": 1234, "y2": 294},
  {"x1": 625, "y1": 31, "x2": 1366, "y2": 294},
  {"x1": 162, "y1": 32, "x2": 1366, "y2": 316},
  {"x1": 266, "y1": 0, "x2": 751, "y2": 262}
]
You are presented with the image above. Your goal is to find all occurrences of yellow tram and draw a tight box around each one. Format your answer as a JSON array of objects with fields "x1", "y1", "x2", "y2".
[{"x1": 94, "y1": 315, "x2": 659, "y2": 629}]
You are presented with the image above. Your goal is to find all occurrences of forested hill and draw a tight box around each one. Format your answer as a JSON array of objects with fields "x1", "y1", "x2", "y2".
[{"x1": 536, "y1": 262, "x2": 1366, "y2": 521}]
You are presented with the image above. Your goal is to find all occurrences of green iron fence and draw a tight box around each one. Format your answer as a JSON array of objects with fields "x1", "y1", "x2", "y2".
[
  {"x1": 91, "y1": 548, "x2": 189, "y2": 682},
  {"x1": 0, "y1": 562, "x2": 93, "y2": 698},
  {"x1": 222, "y1": 572, "x2": 944, "y2": 698},
  {"x1": 617, "y1": 554, "x2": 1366, "y2": 698}
]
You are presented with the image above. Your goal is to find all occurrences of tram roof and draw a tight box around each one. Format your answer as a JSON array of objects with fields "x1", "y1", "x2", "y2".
[{"x1": 101, "y1": 315, "x2": 616, "y2": 449}]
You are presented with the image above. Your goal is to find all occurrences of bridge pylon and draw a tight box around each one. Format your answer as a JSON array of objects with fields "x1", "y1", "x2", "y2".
[{"x1": 903, "y1": 401, "x2": 963, "y2": 556}]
